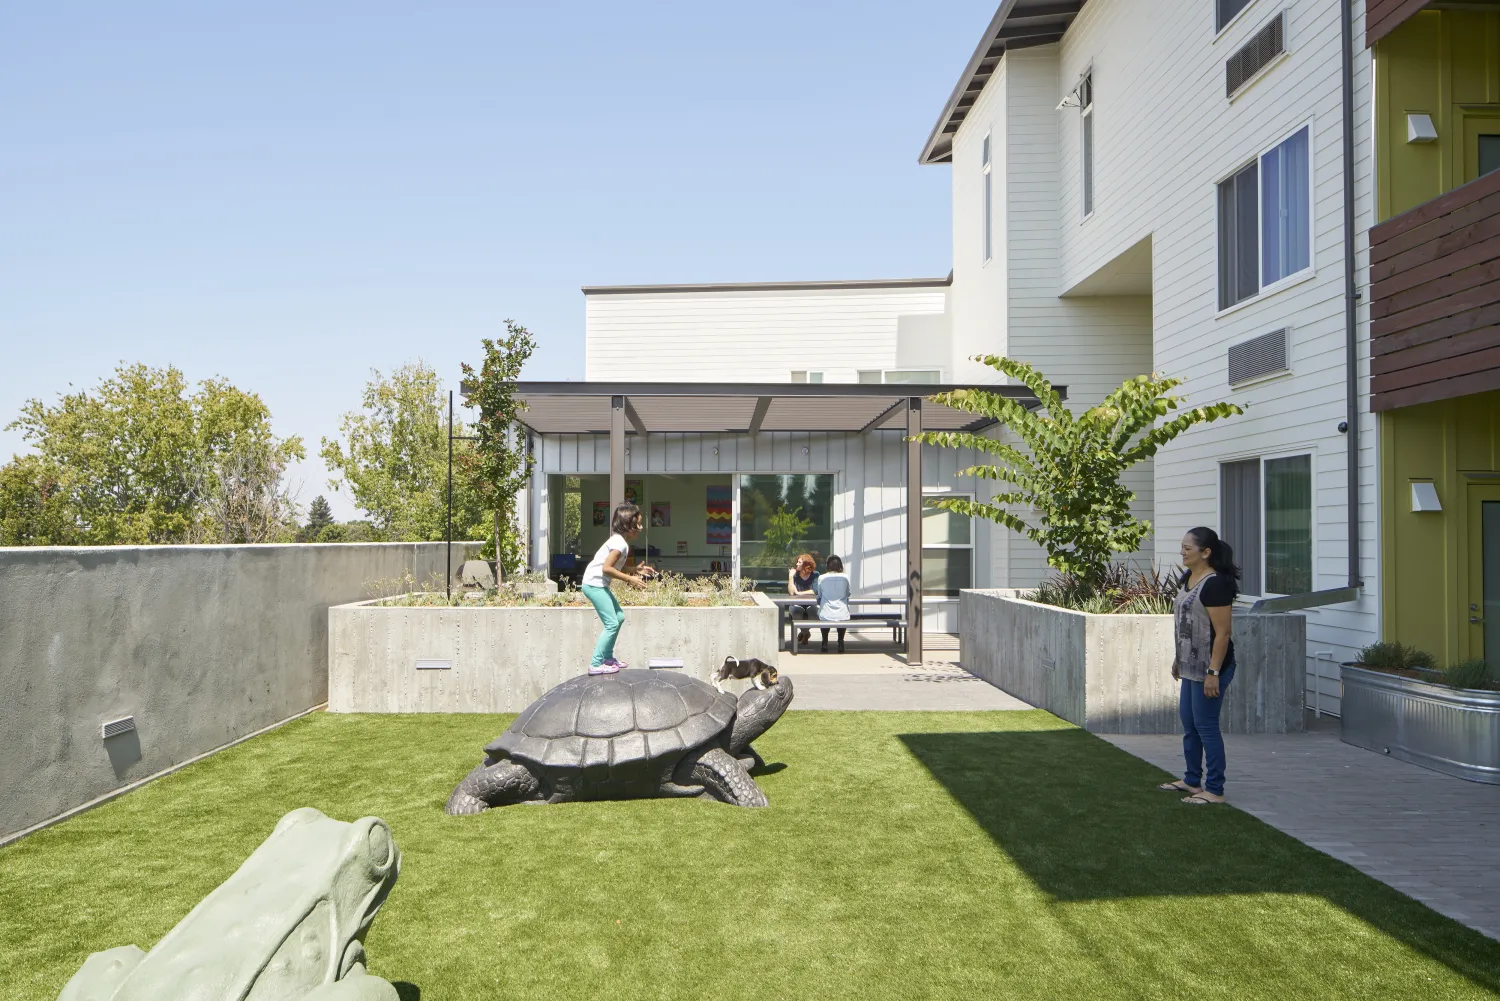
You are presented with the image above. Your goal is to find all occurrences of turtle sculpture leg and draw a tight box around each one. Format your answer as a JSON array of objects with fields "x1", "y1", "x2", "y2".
[
  {"x1": 445, "y1": 758, "x2": 544, "y2": 815},
  {"x1": 728, "y1": 675, "x2": 794, "y2": 770},
  {"x1": 670, "y1": 747, "x2": 769, "y2": 808}
]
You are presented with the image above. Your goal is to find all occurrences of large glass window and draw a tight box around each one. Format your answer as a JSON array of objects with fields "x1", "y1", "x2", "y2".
[
  {"x1": 922, "y1": 496, "x2": 973, "y2": 597},
  {"x1": 1218, "y1": 126, "x2": 1311, "y2": 309},
  {"x1": 739, "y1": 474, "x2": 835, "y2": 590},
  {"x1": 1264, "y1": 455, "x2": 1313, "y2": 595},
  {"x1": 1219, "y1": 453, "x2": 1312, "y2": 596}
]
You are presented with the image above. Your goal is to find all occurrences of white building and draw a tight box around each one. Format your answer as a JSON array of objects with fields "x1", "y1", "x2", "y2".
[{"x1": 524, "y1": 0, "x2": 1384, "y2": 706}]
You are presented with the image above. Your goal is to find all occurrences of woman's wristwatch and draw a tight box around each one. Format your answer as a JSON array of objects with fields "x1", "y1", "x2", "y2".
[{"x1": 1206, "y1": 668, "x2": 1221, "y2": 676}]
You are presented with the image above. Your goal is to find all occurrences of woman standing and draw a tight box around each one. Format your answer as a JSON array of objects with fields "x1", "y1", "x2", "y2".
[{"x1": 1158, "y1": 527, "x2": 1239, "y2": 805}]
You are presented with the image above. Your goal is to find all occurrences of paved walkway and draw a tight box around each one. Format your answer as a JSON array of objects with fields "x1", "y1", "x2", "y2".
[
  {"x1": 781, "y1": 648, "x2": 1031, "y2": 711},
  {"x1": 1104, "y1": 720, "x2": 1500, "y2": 941}
]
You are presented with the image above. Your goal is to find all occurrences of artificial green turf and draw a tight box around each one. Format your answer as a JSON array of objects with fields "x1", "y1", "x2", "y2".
[{"x1": 3, "y1": 710, "x2": 1499, "y2": 1000}]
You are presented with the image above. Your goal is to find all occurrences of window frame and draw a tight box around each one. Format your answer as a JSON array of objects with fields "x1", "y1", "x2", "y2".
[
  {"x1": 1217, "y1": 449, "x2": 1316, "y2": 598},
  {"x1": 1080, "y1": 71, "x2": 1095, "y2": 220},
  {"x1": 921, "y1": 492, "x2": 974, "y2": 598},
  {"x1": 857, "y1": 369, "x2": 944, "y2": 385},
  {"x1": 790, "y1": 370, "x2": 825, "y2": 384},
  {"x1": 982, "y1": 132, "x2": 994, "y2": 264},
  {"x1": 1214, "y1": 0, "x2": 1256, "y2": 35},
  {"x1": 1216, "y1": 120, "x2": 1315, "y2": 314}
]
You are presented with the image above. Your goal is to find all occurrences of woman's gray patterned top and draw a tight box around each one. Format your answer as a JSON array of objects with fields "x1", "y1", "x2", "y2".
[{"x1": 1173, "y1": 573, "x2": 1219, "y2": 683}]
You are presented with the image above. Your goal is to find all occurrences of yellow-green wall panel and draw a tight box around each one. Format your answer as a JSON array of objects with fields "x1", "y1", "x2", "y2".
[{"x1": 1382, "y1": 391, "x2": 1500, "y2": 664}]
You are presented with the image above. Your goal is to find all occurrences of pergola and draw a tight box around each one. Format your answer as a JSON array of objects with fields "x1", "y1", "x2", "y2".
[{"x1": 510, "y1": 382, "x2": 1060, "y2": 664}]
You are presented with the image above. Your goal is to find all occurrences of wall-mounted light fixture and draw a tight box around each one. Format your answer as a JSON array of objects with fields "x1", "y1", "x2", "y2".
[
  {"x1": 1407, "y1": 113, "x2": 1438, "y2": 143},
  {"x1": 1411, "y1": 481, "x2": 1442, "y2": 512}
]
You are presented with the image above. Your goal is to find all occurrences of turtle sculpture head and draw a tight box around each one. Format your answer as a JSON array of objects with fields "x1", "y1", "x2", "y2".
[
  {"x1": 445, "y1": 668, "x2": 794, "y2": 814},
  {"x1": 58, "y1": 807, "x2": 402, "y2": 1001}
]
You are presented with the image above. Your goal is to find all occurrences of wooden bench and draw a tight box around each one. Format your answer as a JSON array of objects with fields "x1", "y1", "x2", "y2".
[{"x1": 789, "y1": 615, "x2": 908, "y2": 654}]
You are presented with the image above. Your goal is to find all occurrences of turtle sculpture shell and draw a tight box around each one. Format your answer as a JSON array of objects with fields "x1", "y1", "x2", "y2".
[{"x1": 487, "y1": 669, "x2": 738, "y2": 782}]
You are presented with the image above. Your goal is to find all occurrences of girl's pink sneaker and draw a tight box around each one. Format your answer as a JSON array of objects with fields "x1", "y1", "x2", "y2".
[
  {"x1": 604, "y1": 657, "x2": 630, "y2": 670},
  {"x1": 588, "y1": 662, "x2": 621, "y2": 675}
]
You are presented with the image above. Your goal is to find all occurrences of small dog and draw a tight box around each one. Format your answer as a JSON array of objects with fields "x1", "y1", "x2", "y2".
[{"x1": 712, "y1": 656, "x2": 778, "y2": 693}]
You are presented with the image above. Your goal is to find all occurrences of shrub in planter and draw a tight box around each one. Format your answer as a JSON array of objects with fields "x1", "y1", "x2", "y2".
[
  {"x1": 1439, "y1": 659, "x2": 1498, "y2": 691},
  {"x1": 1028, "y1": 564, "x2": 1181, "y2": 615}
]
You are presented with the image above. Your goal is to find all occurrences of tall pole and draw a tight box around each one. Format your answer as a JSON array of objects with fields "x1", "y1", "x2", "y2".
[
  {"x1": 906, "y1": 397, "x2": 923, "y2": 665},
  {"x1": 446, "y1": 389, "x2": 454, "y2": 601},
  {"x1": 609, "y1": 395, "x2": 626, "y2": 511}
]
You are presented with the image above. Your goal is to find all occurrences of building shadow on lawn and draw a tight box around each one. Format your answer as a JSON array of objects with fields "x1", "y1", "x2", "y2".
[{"x1": 899, "y1": 728, "x2": 1500, "y2": 992}]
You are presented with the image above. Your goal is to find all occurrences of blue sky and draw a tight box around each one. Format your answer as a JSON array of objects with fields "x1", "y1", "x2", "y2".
[{"x1": 0, "y1": 2, "x2": 991, "y2": 518}]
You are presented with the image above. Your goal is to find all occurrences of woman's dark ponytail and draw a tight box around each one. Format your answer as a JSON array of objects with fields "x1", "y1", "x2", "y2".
[{"x1": 1187, "y1": 526, "x2": 1241, "y2": 585}]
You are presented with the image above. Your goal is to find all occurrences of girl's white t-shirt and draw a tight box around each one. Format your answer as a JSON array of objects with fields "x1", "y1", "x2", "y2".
[{"x1": 583, "y1": 533, "x2": 629, "y2": 587}]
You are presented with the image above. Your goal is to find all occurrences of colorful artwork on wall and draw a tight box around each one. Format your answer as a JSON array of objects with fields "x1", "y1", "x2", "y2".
[
  {"x1": 706, "y1": 484, "x2": 732, "y2": 546},
  {"x1": 651, "y1": 502, "x2": 671, "y2": 527},
  {"x1": 625, "y1": 479, "x2": 643, "y2": 505},
  {"x1": 592, "y1": 501, "x2": 607, "y2": 526}
]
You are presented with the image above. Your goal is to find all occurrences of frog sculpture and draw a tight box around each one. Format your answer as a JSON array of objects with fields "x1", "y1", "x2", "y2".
[{"x1": 58, "y1": 807, "x2": 403, "y2": 1001}]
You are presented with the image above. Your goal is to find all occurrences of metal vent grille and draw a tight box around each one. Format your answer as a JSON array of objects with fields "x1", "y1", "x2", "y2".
[
  {"x1": 1226, "y1": 12, "x2": 1285, "y2": 97},
  {"x1": 102, "y1": 716, "x2": 136, "y2": 739},
  {"x1": 1228, "y1": 328, "x2": 1290, "y2": 385}
]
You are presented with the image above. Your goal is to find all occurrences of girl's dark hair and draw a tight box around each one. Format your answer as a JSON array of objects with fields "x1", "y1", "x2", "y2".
[
  {"x1": 611, "y1": 503, "x2": 641, "y2": 536},
  {"x1": 1186, "y1": 526, "x2": 1240, "y2": 589},
  {"x1": 826, "y1": 554, "x2": 844, "y2": 573}
]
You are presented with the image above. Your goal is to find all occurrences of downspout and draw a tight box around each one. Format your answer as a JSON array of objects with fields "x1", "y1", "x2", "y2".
[{"x1": 1340, "y1": 0, "x2": 1362, "y2": 591}]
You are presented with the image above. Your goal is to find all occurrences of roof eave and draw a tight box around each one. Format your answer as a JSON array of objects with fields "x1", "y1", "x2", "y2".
[{"x1": 918, "y1": 0, "x2": 1020, "y2": 166}]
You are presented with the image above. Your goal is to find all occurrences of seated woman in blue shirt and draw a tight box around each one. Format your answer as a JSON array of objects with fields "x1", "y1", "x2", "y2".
[{"x1": 812, "y1": 555, "x2": 852, "y2": 653}]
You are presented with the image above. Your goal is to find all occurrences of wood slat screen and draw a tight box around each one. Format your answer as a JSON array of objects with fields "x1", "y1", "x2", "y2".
[
  {"x1": 1366, "y1": 0, "x2": 1430, "y2": 48},
  {"x1": 1370, "y1": 167, "x2": 1500, "y2": 411}
]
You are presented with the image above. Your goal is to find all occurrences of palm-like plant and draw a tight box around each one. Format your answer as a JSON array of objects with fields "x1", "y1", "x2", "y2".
[{"x1": 914, "y1": 355, "x2": 1241, "y2": 588}]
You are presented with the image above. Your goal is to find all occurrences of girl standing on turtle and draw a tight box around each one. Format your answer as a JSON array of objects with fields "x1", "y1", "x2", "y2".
[{"x1": 581, "y1": 502, "x2": 653, "y2": 675}]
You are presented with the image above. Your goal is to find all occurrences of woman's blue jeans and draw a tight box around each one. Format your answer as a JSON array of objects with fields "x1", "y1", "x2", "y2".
[
  {"x1": 581, "y1": 583, "x2": 623, "y2": 668},
  {"x1": 1180, "y1": 659, "x2": 1235, "y2": 796}
]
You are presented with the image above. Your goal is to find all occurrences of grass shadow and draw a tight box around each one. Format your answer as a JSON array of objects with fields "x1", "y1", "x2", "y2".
[
  {"x1": 750, "y1": 762, "x2": 788, "y2": 777},
  {"x1": 899, "y1": 728, "x2": 1500, "y2": 992},
  {"x1": 393, "y1": 982, "x2": 420, "y2": 1000}
]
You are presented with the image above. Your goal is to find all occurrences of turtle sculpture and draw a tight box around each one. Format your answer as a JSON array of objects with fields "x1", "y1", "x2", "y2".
[{"x1": 445, "y1": 668, "x2": 793, "y2": 813}]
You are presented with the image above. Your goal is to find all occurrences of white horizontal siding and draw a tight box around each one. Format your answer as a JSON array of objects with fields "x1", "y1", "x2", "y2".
[
  {"x1": 945, "y1": 0, "x2": 1377, "y2": 710},
  {"x1": 585, "y1": 287, "x2": 948, "y2": 384}
]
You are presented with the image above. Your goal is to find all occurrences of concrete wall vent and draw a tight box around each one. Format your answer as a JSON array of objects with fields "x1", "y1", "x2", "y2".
[
  {"x1": 1228, "y1": 328, "x2": 1290, "y2": 385},
  {"x1": 101, "y1": 716, "x2": 136, "y2": 740},
  {"x1": 1226, "y1": 12, "x2": 1285, "y2": 97}
]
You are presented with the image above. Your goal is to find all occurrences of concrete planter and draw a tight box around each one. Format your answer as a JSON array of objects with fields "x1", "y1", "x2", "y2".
[
  {"x1": 1340, "y1": 664, "x2": 1500, "y2": 784},
  {"x1": 329, "y1": 591, "x2": 779, "y2": 713},
  {"x1": 959, "y1": 589, "x2": 1306, "y2": 734}
]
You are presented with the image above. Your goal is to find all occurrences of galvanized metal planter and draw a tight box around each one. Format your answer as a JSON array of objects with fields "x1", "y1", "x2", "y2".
[{"x1": 1340, "y1": 664, "x2": 1500, "y2": 785}]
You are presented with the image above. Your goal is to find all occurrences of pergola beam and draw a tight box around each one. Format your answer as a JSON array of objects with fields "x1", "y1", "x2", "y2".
[
  {"x1": 747, "y1": 397, "x2": 772, "y2": 436},
  {"x1": 860, "y1": 398, "x2": 908, "y2": 435},
  {"x1": 623, "y1": 397, "x2": 649, "y2": 438}
]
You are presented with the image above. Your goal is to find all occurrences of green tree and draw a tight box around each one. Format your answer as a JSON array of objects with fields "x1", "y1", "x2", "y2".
[
  {"x1": 1, "y1": 364, "x2": 303, "y2": 545},
  {"x1": 915, "y1": 356, "x2": 1241, "y2": 587},
  {"x1": 300, "y1": 495, "x2": 334, "y2": 541},
  {"x1": 320, "y1": 362, "x2": 487, "y2": 542},
  {"x1": 461, "y1": 320, "x2": 537, "y2": 574},
  {"x1": 746, "y1": 506, "x2": 814, "y2": 568}
]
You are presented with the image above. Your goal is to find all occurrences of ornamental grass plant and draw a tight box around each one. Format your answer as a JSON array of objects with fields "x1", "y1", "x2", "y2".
[{"x1": 1027, "y1": 564, "x2": 1180, "y2": 615}]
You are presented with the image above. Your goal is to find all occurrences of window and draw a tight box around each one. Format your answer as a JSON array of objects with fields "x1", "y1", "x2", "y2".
[
  {"x1": 982, "y1": 134, "x2": 993, "y2": 262},
  {"x1": 1220, "y1": 453, "x2": 1312, "y2": 596},
  {"x1": 859, "y1": 369, "x2": 942, "y2": 385},
  {"x1": 739, "y1": 474, "x2": 835, "y2": 591},
  {"x1": 790, "y1": 371, "x2": 824, "y2": 384},
  {"x1": 922, "y1": 496, "x2": 973, "y2": 597},
  {"x1": 1481, "y1": 135, "x2": 1500, "y2": 177},
  {"x1": 1216, "y1": 0, "x2": 1252, "y2": 32},
  {"x1": 1080, "y1": 73, "x2": 1094, "y2": 217},
  {"x1": 1218, "y1": 125, "x2": 1311, "y2": 309}
]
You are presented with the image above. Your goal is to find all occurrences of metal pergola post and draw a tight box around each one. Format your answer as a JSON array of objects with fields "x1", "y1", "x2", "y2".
[
  {"x1": 446, "y1": 390, "x2": 454, "y2": 601},
  {"x1": 906, "y1": 396, "x2": 923, "y2": 665},
  {"x1": 609, "y1": 395, "x2": 626, "y2": 512}
]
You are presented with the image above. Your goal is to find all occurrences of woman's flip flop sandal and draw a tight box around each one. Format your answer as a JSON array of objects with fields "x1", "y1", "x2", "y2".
[
  {"x1": 1181, "y1": 794, "x2": 1223, "y2": 805},
  {"x1": 1156, "y1": 780, "x2": 1200, "y2": 793}
]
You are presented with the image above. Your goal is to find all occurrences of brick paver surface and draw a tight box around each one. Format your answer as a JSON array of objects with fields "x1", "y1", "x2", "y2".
[{"x1": 1103, "y1": 722, "x2": 1500, "y2": 941}]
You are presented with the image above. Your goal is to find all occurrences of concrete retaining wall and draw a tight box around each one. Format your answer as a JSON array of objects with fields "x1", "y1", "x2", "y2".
[
  {"x1": 959, "y1": 589, "x2": 1306, "y2": 734},
  {"x1": 330, "y1": 592, "x2": 780, "y2": 712},
  {"x1": 0, "y1": 542, "x2": 472, "y2": 841}
]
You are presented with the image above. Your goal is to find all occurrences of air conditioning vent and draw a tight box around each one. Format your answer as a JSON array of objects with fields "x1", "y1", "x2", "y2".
[
  {"x1": 102, "y1": 716, "x2": 136, "y2": 739},
  {"x1": 1226, "y1": 12, "x2": 1285, "y2": 97},
  {"x1": 1228, "y1": 328, "x2": 1290, "y2": 385}
]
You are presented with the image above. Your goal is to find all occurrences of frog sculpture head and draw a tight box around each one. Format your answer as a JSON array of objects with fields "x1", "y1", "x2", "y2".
[{"x1": 58, "y1": 807, "x2": 403, "y2": 1001}]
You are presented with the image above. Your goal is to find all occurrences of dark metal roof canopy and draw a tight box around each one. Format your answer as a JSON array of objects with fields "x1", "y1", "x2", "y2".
[
  {"x1": 507, "y1": 382, "x2": 1060, "y2": 436},
  {"x1": 919, "y1": 0, "x2": 1087, "y2": 165}
]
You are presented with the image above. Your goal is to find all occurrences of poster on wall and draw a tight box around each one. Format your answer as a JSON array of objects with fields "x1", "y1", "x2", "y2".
[
  {"x1": 706, "y1": 485, "x2": 732, "y2": 546},
  {"x1": 651, "y1": 502, "x2": 671, "y2": 527},
  {"x1": 625, "y1": 479, "x2": 643, "y2": 505},
  {"x1": 593, "y1": 501, "x2": 607, "y2": 526}
]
